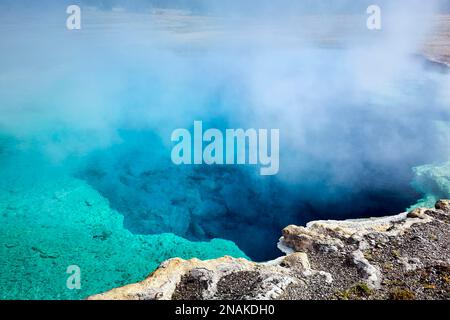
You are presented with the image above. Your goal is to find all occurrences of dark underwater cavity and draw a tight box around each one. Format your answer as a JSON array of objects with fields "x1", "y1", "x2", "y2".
[
  {"x1": 75, "y1": 51, "x2": 450, "y2": 262},
  {"x1": 78, "y1": 131, "x2": 422, "y2": 262}
]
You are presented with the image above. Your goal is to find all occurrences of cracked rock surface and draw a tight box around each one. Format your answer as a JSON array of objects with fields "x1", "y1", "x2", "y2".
[{"x1": 89, "y1": 200, "x2": 450, "y2": 300}]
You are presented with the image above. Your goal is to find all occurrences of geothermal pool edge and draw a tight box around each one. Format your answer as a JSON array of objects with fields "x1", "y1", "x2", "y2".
[{"x1": 89, "y1": 199, "x2": 450, "y2": 300}]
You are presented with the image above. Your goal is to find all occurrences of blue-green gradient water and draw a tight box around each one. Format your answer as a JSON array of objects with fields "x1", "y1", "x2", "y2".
[{"x1": 1, "y1": 5, "x2": 450, "y2": 299}]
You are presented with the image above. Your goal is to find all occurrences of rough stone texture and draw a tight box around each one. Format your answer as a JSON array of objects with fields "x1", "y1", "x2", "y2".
[{"x1": 89, "y1": 200, "x2": 450, "y2": 300}]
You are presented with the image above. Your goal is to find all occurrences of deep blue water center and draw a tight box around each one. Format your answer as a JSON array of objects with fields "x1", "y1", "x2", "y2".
[
  {"x1": 66, "y1": 47, "x2": 448, "y2": 261},
  {"x1": 73, "y1": 52, "x2": 446, "y2": 261},
  {"x1": 78, "y1": 130, "x2": 421, "y2": 261}
]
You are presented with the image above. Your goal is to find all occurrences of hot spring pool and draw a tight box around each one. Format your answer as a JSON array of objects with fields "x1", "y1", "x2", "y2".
[{"x1": 1, "y1": 7, "x2": 450, "y2": 299}]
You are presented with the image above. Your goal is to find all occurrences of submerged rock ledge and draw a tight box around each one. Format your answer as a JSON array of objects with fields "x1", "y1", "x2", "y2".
[{"x1": 89, "y1": 200, "x2": 450, "y2": 300}]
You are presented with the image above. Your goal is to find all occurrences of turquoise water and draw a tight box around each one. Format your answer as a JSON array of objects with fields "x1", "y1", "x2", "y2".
[{"x1": 0, "y1": 138, "x2": 248, "y2": 299}]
